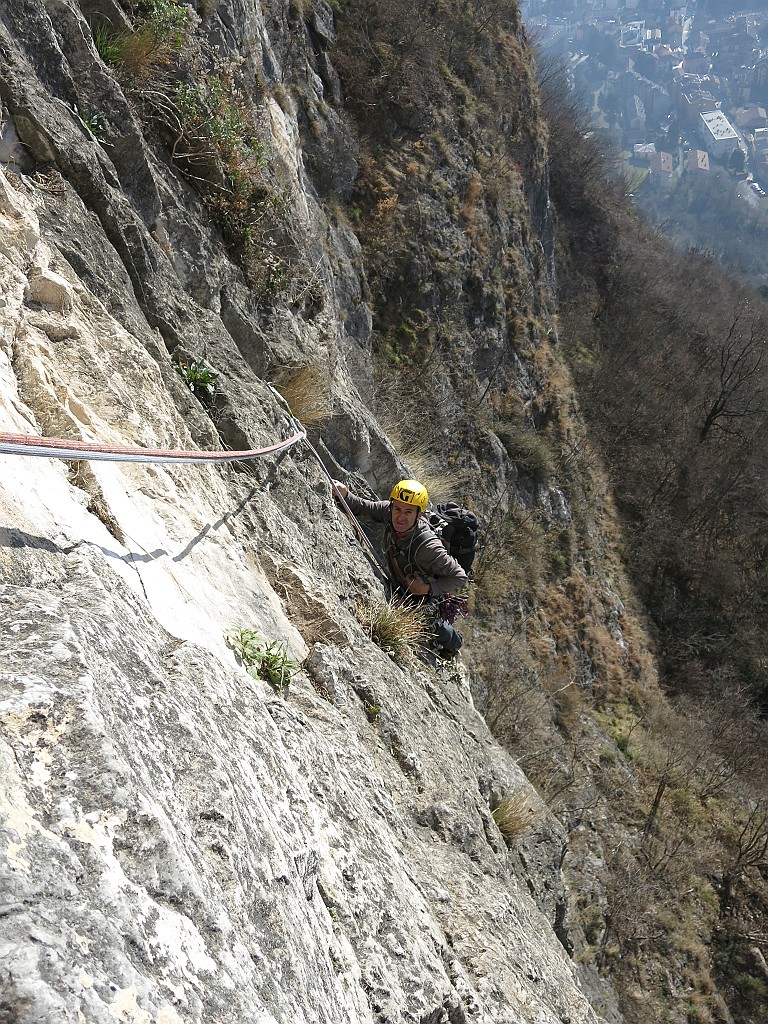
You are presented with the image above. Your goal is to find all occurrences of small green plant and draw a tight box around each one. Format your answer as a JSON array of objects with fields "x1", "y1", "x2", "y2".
[
  {"x1": 140, "y1": 0, "x2": 189, "y2": 47},
  {"x1": 227, "y1": 628, "x2": 298, "y2": 697},
  {"x1": 73, "y1": 105, "x2": 109, "y2": 143},
  {"x1": 173, "y1": 73, "x2": 265, "y2": 180},
  {"x1": 175, "y1": 359, "x2": 218, "y2": 402},
  {"x1": 92, "y1": 23, "x2": 127, "y2": 65},
  {"x1": 491, "y1": 792, "x2": 540, "y2": 845},
  {"x1": 364, "y1": 702, "x2": 380, "y2": 722},
  {"x1": 356, "y1": 598, "x2": 431, "y2": 662},
  {"x1": 169, "y1": 70, "x2": 292, "y2": 298}
]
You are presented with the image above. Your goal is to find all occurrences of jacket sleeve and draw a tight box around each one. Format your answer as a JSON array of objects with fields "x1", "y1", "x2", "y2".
[
  {"x1": 413, "y1": 533, "x2": 468, "y2": 596},
  {"x1": 339, "y1": 491, "x2": 391, "y2": 524}
]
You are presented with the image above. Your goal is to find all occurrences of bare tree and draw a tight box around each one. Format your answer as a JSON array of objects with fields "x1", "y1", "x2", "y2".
[{"x1": 697, "y1": 309, "x2": 766, "y2": 444}]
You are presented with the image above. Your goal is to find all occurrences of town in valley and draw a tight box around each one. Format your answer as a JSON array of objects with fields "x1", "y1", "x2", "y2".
[{"x1": 526, "y1": 0, "x2": 768, "y2": 286}]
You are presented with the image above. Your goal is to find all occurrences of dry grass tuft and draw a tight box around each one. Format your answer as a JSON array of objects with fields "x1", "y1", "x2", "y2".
[
  {"x1": 274, "y1": 364, "x2": 334, "y2": 428},
  {"x1": 356, "y1": 597, "x2": 431, "y2": 661},
  {"x1": 115, "y1": 27, "x2": 172, "y2": 80},
  {"x1": 492, "y1": 791, "x2": 541, "y2": 844},
  {"x1": 386, "y1": 428, "x2": 461, "y2": 504},
  {"x1": 93, "y1": 0, "x2": 189, "y2": 82},
  {"x1": 368, "y1": 365, "x2": 465, "y2": 503},
  {"x1": 495, "y1": 423, "x2": 555, "y2": 484}
]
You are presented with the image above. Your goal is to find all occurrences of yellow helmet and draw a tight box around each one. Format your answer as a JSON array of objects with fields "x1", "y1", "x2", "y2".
[{"x1": 390, "y1": 479, "x2": 429, "y2": 513}]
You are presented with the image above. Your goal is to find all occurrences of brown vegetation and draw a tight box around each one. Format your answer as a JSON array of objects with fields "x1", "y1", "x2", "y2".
[
  {"x1": 316, "y1": 7, "x2": 768, "y2": 1021},
  {"x1": 540, "y1": 51, "x2": 768, "y2": 1024},
  {"x1": 332, "y1": 11, "x2": 768, "y2": 1019}
]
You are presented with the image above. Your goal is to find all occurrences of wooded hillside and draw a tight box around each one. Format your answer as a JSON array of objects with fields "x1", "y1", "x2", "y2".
[{"x1": 327, "y1": 10, "x2": 768, "y2": 1024}]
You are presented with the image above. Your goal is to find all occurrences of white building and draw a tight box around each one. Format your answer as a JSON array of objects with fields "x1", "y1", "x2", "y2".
[{"x1": 699, "y1": 110, "x2": 740, "y2": 158}]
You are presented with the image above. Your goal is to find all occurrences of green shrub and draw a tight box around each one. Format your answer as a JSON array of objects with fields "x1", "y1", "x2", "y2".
[
  {"x1": 169, "y1": 71, "x2": 296, "y2": 297},
  {"x1": 174, "y1": 75, "x2": 264, "y2": 168},
  {"x1": 140, "y1": 0, "x2": 189, "y2": 46},
  {"x1": 175, "y1": 359, "x2": 218, "y2": 403},
  {"x1": 227, "y1": 628, "x2": 298, "y2": 697}
]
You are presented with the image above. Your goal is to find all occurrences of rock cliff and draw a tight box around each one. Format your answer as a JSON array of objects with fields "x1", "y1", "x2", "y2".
[{"x1": 0, "y1": 1, "x2": 629, "y2": 1022}]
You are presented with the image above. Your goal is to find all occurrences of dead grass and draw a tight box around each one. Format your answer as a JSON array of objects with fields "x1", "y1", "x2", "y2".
[
  {"x1": 356, "y1": 597, "x2": 431, "y2": 662},
  {"x1": 115, "y1": 27, "x2": 173, "y2": 80},
  {"x1": 472, "y1": 633, "x2": 546, "y2": 745},
  {"x1": 491, "y1": 791, "x2": 541, "y2": 844},
  {"x1": 474, "y1": 504, "x2": 547, "y2": 607},
  {"x1": 542, "y1": 665, "x2": 581, "y2": 732},
  {"x1": 495, "y1": 423, "x2": 555, "y2": 484},
  {"x1": 273, "y1": 364, "x2": 334, "y2": 428},
  {"x1": 375, "y1": 409, "x2": 459, "y2": 504},
  {"x1": 459, "y1": 174, "x2": 487, "y2": 248}
]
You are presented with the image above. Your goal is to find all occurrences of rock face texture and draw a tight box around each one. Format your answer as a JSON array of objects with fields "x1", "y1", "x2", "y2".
[{"x1": 0, "y1": 2, "x2": 611, "y2": 1022}]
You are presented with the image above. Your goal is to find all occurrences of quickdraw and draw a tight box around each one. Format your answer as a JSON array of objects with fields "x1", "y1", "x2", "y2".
[{"x1": 438, "y1": 593, "x2": 469, "y2": 624}]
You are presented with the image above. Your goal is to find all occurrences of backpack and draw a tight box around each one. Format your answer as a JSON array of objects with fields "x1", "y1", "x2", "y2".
[{"x1": 426, "y1": 502, "x2": 479, "y2": 573}]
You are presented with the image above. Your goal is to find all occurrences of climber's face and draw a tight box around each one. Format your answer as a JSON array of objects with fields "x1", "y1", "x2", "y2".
[{"x1": 391, "y1": 499, "x2": 419, "y2": 533}]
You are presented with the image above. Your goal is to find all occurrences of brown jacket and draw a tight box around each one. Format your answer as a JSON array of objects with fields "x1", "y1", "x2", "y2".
[{"x1": 342, "y1": 493, "x2": 468, "y2": 597}]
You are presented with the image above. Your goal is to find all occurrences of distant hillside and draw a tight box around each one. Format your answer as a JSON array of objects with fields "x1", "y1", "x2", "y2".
[
  {"x1": 635, "y1": 167, "x2": 768, "y2": 291},
  {"x1": 543, "y1": 58, "x2": 768, "y2": 1022}
]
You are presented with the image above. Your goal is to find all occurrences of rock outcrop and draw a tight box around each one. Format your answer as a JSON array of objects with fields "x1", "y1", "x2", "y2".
[{"x1": 0, "y1": 1, "x2": 614, "y2": 1022}]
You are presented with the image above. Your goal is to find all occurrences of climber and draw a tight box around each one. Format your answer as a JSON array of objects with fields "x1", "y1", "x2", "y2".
[{"x1": 331, "y1": 478, "x2": 467, "y2": 655}]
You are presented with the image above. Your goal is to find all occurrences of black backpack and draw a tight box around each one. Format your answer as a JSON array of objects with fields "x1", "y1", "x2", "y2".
[{"x1": 427, "y1": 502, "x2": 479, "y2": 573}]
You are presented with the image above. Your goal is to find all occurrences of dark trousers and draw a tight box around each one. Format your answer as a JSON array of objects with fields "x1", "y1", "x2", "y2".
[{"x1": 434, "y1": 616, "x2": 463, "y2": 652}]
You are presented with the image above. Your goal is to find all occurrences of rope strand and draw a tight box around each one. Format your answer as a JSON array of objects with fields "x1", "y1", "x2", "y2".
[
  {"x1": 0, "y1": 429, "x2": 306, "y2": 464},
  {"x1": 2, "y1": 388, "x2": 387, "y2": 583},
  {"x1": 265, "y1": 384, "x2": 390, "y2": 583}
]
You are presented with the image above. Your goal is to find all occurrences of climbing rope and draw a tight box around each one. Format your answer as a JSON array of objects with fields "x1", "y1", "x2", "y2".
[
  {"x1": 0, "y1": 386, "x2": 387, "y2": 581},
  {"x1": 306, "y1": 434, "x2": 390, "y2": 582},
  {"x1": 0, "y1": 429, "x2": 306, "y2": 464},
  {"x1": 266, "y1": 384, "x2": 390, "y2": 583}
]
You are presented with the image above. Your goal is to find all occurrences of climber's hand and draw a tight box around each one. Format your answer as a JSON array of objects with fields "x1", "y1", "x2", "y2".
[{"x1": 406, "y1": 576, "x2": 431, "y2": 596}]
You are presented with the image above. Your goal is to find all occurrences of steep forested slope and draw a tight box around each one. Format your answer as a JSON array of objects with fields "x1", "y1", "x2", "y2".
[
  {"x1": 541, "y1": 59, "x2": 768, "y2": 1024},
  {"x1": 323, "y1": 12, "x2": 768, "y2": 1024}
]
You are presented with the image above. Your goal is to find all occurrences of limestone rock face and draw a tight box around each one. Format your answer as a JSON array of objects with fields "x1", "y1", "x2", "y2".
[{"x1": 0, "y1": 2, "x2": 610, "y2": 1023}]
